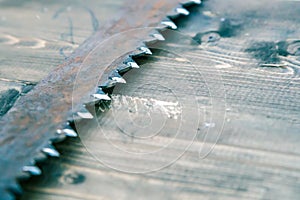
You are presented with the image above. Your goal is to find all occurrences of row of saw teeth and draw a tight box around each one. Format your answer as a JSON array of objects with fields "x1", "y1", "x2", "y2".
[
  {"x1": 20, "y1": 0, "x2": 201, "y2": 179},
  {"x1": 162, "y1": 0, "x2": 201, "y2": 30}
]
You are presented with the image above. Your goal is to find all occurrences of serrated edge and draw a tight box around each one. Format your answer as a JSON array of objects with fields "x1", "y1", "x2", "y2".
[{"x1": 6, "y1": 1, "x2": 202, "y2": 199}]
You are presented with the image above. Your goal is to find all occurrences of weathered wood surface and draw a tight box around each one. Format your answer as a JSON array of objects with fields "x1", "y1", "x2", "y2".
[{"x1": 12, "y1": 0, "x2": 300, "y2": 199}]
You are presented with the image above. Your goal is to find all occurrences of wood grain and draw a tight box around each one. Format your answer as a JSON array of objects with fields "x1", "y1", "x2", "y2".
[{"x1": 17, "y1": 0, "x2": 300, "y2": 199}]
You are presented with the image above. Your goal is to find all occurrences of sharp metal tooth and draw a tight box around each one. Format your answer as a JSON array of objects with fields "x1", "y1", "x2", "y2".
[
  {"x1": 56, "y1": 129, "x2": 63, "y2": 134},
  {"x1": 92, "y1": 93, "x2": 111, "y2": 100},
  {"x1": 127, "y1": 61, "x2": 140, "y2": 68},
  {"x1": 190, "y1": 0, "x2": 201, "y2": 4},
  {"x1": 99, "y1": 80, "x2": 114, "y2": 89},
  {"x1": 53, "y1": 129, "x2": 67, "y2": 142},
  {"x1": 22, "y1": 166, "x2": 42, "y2": 176},
  {"x1": 112, "y1": 76, "x2": 126, "y2": 84},
  {"x1": 124, "y1": 57, "x2": 140, "y2": 69},
  {"x1": 99, "y1": 80, "x2": 120, "y2": 89},
  {"x1": 139, "y1": 46, "x2": 152, "y2": 55},
  {"x1": 62, "y1": 128, "x2": 78, "y2": 137},
  {"x1": 77, "y1": 108, "x2": 94, "y2": 119},
  {"x1": 92, "y1": 93, "x2": 111, "y2": 101},
  {"x1": 176, "y1": 7, "x2": 190, "y2": 15},
  {"x1": 110, "y1": 70, "x2": 127, "y2": 83},
  {"x1": 161, "y1": 20, "x2": 177, "y2": 29},
  {"x1": 181, "y1": 0, "x2": 201, "y2": 6},
  {"x1": 42, "y1": 145, "x2": 60, "y2": 157},
  {"x1": 117, "y1": 64, "x2": 131, "y2": 74},
  {"x1": 152, "y1": 33, "x2": 165, "y2": 41}
]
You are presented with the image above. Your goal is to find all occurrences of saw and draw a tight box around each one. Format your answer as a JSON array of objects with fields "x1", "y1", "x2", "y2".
[
  {"x1": 0, "y1": 0, "x2": 202, "y2": 199},
  {"x1": 2, "y1": 0, "x2": 300, "y2": 199}
]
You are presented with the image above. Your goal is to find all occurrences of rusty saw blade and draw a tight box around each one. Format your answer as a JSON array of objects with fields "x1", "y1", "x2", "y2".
[{"x1": 0, "y1": 0, "x2": 201, "y2": 199}]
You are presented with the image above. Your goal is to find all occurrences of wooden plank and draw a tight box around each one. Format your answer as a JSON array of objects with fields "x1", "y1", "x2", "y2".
[
  {"x1": 17, "y1": 0, "x2": 300, "y2": 199},
  {"x1": 21, "y1": 49, "x2": 300, "y2": 199}
]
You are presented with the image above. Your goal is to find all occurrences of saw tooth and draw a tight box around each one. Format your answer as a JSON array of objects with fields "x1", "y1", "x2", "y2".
[
  {"x1": 52, "y1": 129, "x2": 67, "y2": 142},
  {"x1": 118, "y1": 59, "x2": 139, "y2": 74},
  {"x1": 99, "y1": 80, "x2": 115, "y2": 89},
  {"x1": 42, "y1": 145, "x2": 60, "y2": 157},
  {"x1": 111, "y1": 76, "x2": 126, "y2": 84},
  {"x1": 191, "y1": 0, "x2": 201, "y2": 4},
  {"x1": 77, "y1": 112, "x2": 94, "y2": 119},
  {"x1": 176, "y1": 7, "x2": 190, "y2": 15},
  {"x1": 76, "y1": 108, "x2": 94, "y2": 119},
  {"x1": 92, "y1": 93, "x2": 111, "y2": 101},
  {"x1": 152, "y1": 32, "x2": 165, "y2": 41},
  {"x1": 22, "y1": 166, "x2": 41, "y2": 176},
  {"x1": 181, "y1": 0, "x2": 201, "y2": 6},
  {"x1": 123, "y1": 57, "x2": 140, "y2": 69},
  {"x1": 117, "y1": 64, "x2": 131, "y2": 74},
  {"x1": 92, "y1": 88, "x2": 111, "y2": 101},
  {"x1": 182, "y1": 0, "x2": 201, "y2": 5},
  {"x1": 62, "y1": 128, "x2": 78, "y2": 137},
  {"x1": 110, "y1": 70, "x2": 127, "y2": 83},
  {"x1": 161, "y1": 19, "x2": 178, "y2": 29},
  {"x1": 127, "y1": 61, "x2": 140, "y2": 69},
  {"x1": 138, "y1": 46, "x2": 152, "y2": 55}
]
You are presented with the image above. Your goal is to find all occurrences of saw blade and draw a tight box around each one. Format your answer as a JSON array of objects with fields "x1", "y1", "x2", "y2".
[{"x1": 0, "y1": 0, "x2": 201, "y2": 199}]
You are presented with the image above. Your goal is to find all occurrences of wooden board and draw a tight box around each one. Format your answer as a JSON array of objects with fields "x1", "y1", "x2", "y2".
[{"x1": 14, "y1": 0, "x2": 300, "y2": 199}]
